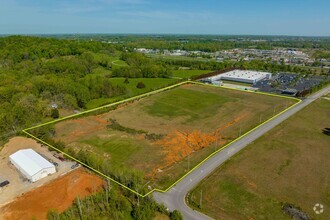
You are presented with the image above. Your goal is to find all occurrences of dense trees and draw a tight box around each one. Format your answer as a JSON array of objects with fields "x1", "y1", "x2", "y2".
[
  {"x1": 110, "y1": 36, "x2": 330, "y2": 52},
  {"x1": 0, "y1": 36, "x2": 163, "y2": 140},
  {"x1": 112, "y1": 52, "x2": 172, "y2": 78},
  {"x1": 162, "y1": 58, "x2": 315, "y2": 75},
  {"x1": 47, "y1": 184, "x2": 182, "y2": 220}
]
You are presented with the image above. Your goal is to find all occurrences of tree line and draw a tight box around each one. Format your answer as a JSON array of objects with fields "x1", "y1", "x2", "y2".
[
  {"x1": 47, "y1": 182, "x2": 183, "y2": 220},
  {"x1": 112, "y1": 52, "x2": 172, "y2": 78}
]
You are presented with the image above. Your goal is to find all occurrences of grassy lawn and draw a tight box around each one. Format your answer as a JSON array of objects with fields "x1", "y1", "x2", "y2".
[
  {"x1": 91, "y1": 53, "x2": 128, "y2": 70},
  {"x1": 86, "y1": 77, "x2": 179, "y2": 109},
  {"x1": 188, "y1": 97, "x2": 330, "y2": 220},
  {"x1": 172, "y1": 70, "x2": 211, "y2": 79},
  {"x1": 146, "y1": 88, "x2": 230, "y2": 121},
  {"x1": 111, "y1": 59, "x2": 128, "y2": 67},
  {"x1": 52, "y1": 83, "x2": 297, "y2": 191}
]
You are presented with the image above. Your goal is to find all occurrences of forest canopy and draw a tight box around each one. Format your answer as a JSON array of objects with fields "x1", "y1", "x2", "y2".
[{"x1": 0, "y1": 36, "x2": 172, "y2": 139}]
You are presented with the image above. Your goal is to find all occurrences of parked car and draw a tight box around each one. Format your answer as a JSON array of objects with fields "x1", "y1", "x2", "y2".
[{"x1": 71, "y1": 163, "x2": 79, "y2": 169}]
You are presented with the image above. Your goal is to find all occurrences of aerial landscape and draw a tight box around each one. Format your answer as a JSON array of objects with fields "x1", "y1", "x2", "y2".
[{"x1": 0, "y1": 1, "x2": 329, "y2": 220}]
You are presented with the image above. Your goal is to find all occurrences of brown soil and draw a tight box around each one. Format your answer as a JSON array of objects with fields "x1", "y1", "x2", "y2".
[
  {"x1": 0, "y1": 168, "x2": 105, "y2": 220},
  {"x1": 153, "y1": 114, "x2": 247, "y2": 172},
  {"x1": 1, "y1": 136, "x2": 41, "y2": 156}
]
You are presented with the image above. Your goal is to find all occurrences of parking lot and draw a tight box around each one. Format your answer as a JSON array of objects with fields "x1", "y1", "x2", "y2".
[
  {"x1": 253, "y1": 73, "x2": 329, "y2": 96},
  {"x1": 0, "y1": 136, "x2": 76, "y2": 207}
]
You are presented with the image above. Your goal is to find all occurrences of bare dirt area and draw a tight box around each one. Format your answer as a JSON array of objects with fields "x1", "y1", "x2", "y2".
[
  {"x1": 0, "y1": 168, "x2": 105, "y2": 220},
  {"x1": 0, "y1": 137, "x2": 76, "y2": 208}
]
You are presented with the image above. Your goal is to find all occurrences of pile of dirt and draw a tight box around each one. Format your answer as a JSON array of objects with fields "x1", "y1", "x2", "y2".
[{"x1": 0, "y1": 168, "x2": 105, "y2": 220}]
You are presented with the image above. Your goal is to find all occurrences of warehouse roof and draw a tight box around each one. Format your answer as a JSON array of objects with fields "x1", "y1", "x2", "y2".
[
  {"x1": 9, "y1": 149, "x2": 54, "y2": 177},
  {"x1": 205, "y1": 69, "x2": 271, "y2": 83},
  {"x1": 220, "y1": 70, "x2": 270, "y2": 81}
]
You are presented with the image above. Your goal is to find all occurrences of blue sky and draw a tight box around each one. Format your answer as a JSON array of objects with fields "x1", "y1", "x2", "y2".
[{"x1": 0, "y1": 0, "x2": 329, "y2": 36}]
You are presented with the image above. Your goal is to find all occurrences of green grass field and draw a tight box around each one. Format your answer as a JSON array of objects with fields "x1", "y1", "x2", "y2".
[
  {"x1": 172, "y1": 70, "x2": 211, "y2": 79},
  {"x1": 188, "y1": 97, "x2": 330, "y2": 220},
  {"x1": 146, "y1": 88, "x2": 230, "y2": 120},
  {"x1": 51, "y1": 83, "x2": 297, "y2": 191}
]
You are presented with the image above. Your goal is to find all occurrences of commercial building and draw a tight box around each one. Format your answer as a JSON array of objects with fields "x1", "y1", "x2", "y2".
[
  {"x1": 9, "y1": 149, "x2": 56, "y2": 182},
  {"x1": 205, "y1": 70, "x2": 272, "y2": 84}
]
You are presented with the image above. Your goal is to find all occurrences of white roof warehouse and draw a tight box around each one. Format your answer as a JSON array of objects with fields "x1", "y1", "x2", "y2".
[
  {"x1": 9, "y1": 149, "x2": 56, "y2": 182},
  {"x1": 207, "y1": 70, "x2": 272, "y2": 84}
]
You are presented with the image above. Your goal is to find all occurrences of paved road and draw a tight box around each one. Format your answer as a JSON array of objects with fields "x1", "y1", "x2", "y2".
[{"x1": 153, "y1": 86, "x2": 330, "y2": 220}]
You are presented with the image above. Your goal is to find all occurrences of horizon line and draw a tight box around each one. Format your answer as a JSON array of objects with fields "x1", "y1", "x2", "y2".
[{"x1": 1, "y1": 33, "x2": 330, "y2": 38}]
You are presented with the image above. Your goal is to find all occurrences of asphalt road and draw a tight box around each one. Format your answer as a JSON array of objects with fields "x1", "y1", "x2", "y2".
[{"x1": 153, "y1": 86, "x2": 330, "y2": 220}]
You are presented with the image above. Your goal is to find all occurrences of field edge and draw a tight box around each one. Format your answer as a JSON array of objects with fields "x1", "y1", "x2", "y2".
[{"x1": 22, "y1": 80, "x2": 301, "y2": 197}]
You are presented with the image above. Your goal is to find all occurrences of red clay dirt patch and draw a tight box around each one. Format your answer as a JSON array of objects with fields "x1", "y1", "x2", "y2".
[
  {"x1": 146, "y1": 114, "x2": 247, "y2": 179},
  {"x1": 0, "y1": 168, "x2": 105, "y2": 220}
]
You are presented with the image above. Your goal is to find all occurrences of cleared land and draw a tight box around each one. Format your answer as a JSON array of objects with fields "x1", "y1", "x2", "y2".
[
  {"x1": 0, "y1": 137, "x2": 75, "y2": 208},
  {"x1": 48, "y1": 83, "x2": 296, "y2": 191},
  {"x1": 0, "y1": 168, "x2": 104, "y2": 220},
  {"x1": 188, "y1": 96, "x2": 330, "y2": 220}
]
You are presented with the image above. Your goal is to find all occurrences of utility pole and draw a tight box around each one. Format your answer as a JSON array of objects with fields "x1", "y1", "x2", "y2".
[
  {"x1": 259, "y1": 114, "x2": 262, "y2": 123},
  {"x1": 238, "y1": 125, "x2": 242, "y2": 137}
]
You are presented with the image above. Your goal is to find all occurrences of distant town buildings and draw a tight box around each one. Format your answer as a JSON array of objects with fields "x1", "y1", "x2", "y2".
[{"x1": 134, "y1": 47, "x2": 321, "y2": 67}]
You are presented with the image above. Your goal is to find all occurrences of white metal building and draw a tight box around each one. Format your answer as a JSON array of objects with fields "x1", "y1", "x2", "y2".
[
  {"x1": 9, "y1": 149, "x2": 56, "y2": 182},
  {"x1": 206, "y1": 70, "x2": 272, "y2": 84}
]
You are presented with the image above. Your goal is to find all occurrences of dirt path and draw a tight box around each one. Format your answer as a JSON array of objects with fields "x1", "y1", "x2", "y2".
[{"x1": 0, "y1": 168, "x2": 105, "y2": 220}]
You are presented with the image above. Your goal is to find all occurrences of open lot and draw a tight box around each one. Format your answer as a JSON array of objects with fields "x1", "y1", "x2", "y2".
[
  {"x1": 188, "y1": 96, "x2": 330, "y2": 219},
  {"x1": 0, "y1": 137, "x2": 77, "y2": 208},
  {"x1": 0, "y1": 168, "x2": 105, "y2": 220},
  {"x1": 44, "y1": 83, "x2": 296, "y2": 191}
]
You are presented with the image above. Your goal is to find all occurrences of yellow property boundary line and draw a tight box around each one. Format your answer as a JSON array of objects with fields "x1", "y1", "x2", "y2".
[{"x1": 22, "y1": 80, "x2": 301, "y2": 197}]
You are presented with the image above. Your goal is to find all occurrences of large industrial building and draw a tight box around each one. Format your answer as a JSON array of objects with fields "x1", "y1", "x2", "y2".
[
  {"x1": 205, "y1": 70, "x2": 272, "y2": 84},
  {"x1": 9, "y1": 149, "x2": 56, "y2": 182}
]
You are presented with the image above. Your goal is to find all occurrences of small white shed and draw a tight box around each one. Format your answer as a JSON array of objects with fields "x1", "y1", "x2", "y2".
[{"x1": 9, "y1": 149, "x2": 56, "y2": 182}]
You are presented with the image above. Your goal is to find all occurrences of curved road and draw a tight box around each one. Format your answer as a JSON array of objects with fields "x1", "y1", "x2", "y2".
[{"x1": 153, "y1": 86, "x2": 330, "y2": 220}]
